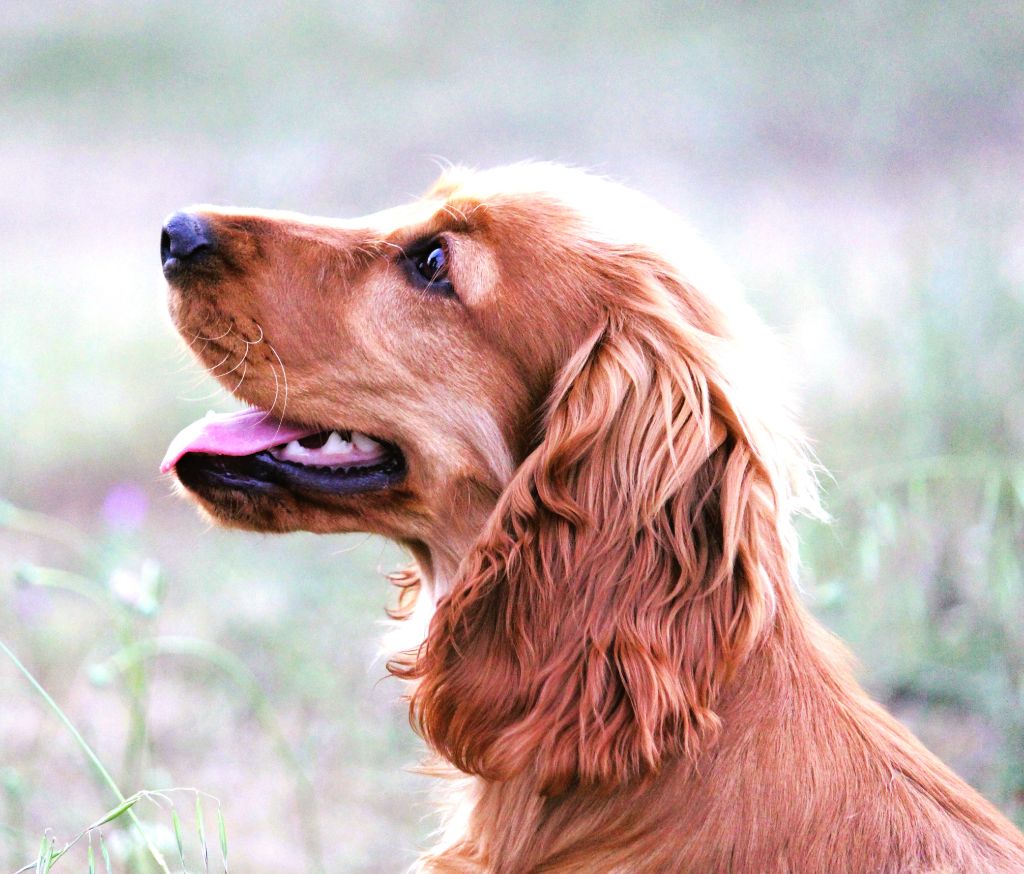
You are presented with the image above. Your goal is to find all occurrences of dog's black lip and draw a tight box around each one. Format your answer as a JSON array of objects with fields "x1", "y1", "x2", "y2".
[
  {"x1": 175, "y1": 447, "x2": 406, "y2": 497},
  {"x1": 162, "y1": 251, "x2": 218, "y2": 282}
]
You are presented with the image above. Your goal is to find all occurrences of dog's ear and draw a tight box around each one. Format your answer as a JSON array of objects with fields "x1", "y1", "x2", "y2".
[{"x1": 397, "y1": 265, "x2": 810, "y2": 794}]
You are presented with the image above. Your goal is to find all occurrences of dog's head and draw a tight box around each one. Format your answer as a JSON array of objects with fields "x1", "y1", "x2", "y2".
[
  {"x1": 162, "y1": 165, "x2": 617, "y2": 570},
  {"x1": 163, "y1": 163, "x2": 816, "y2": 791}
]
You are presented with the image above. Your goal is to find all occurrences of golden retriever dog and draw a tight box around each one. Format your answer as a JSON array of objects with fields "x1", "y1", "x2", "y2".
[{"x1": 160, "y1": 164, "x2": 1024, "y2": 872}]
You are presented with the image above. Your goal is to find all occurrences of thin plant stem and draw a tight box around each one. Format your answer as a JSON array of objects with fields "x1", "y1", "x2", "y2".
[
  {"x1": 100, "y1": 636, "x2": 324, "y2": 873},
  {"x1": 0, "y1": 638, "x2": 170, "y2": 874}
]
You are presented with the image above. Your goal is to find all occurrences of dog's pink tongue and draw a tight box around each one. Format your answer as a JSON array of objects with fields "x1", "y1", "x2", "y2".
[{"x1": 161, "y1": 409, "x2": 316, "y2": 474}]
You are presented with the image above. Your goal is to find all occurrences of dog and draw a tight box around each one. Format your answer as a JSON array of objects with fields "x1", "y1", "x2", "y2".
[{"x1": 161, "y1": 163, "x2": 1024, "y2": 872}]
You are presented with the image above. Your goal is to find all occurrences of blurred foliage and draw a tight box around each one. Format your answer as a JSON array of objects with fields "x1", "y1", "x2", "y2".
[
  {"x1": 1, "y1": 1, "x2": 1022, "y2": 871},
  {"x1": 0, "y1": 500, "x2": 330, "y2": 872}
]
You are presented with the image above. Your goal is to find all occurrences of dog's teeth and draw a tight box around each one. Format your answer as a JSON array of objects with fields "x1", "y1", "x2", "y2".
[
  {"x1": 352, "y1": 431, "x2": 379, "y2": 453},
  {"x1": 322, "y1": 432, "x2": 351, "y2": 453},
  {"x1": 273, "y1": 439, "x2": 308, "y2": 462}
]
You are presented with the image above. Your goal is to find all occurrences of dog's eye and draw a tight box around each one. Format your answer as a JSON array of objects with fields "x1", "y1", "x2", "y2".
[
  {"x1": 403, "y1": 238, "x2": 456, "y2": 296},
  {"x1": 416, "y1": 245, "x2": 447, "y2": 283}
]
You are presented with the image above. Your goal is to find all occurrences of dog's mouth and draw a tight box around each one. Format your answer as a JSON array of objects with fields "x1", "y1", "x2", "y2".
[{"x1": 162, "y1": 408, "x2": 406, "y2": 497}]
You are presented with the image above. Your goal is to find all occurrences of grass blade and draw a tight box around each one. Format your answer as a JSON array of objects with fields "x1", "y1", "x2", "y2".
[
  {"x1": 196, "y1": 794, "x2": 209, "y2": 874},
  {"x1": 172, "y1": 807, "x2": 185, "y2": 869},
  {"x1": 33, "y1": 837, "x2": 46, "y2": 874},
  {"x1": 100, "y1": 835, "x2": 112, "y2": 874},
  {"x1": 217, "y1": 807, "x2": 228, "y2": 874}
]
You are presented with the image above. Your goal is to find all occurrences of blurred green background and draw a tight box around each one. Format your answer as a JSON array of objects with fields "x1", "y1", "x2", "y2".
[{"x1": 1, "y1": 2, "x2": 1022, "y2": 871}]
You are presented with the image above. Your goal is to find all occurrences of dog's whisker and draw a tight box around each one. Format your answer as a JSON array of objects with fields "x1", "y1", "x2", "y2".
[
  {"x1": 166, "y1": 355, "x2": 205, "y2": 376},
  {"x1": 203, "y1": 349, "x2": 234, "y2": 376},
  {"x1": 255, "y1": 345, "x2": 281, "y2": 428},
  {"x1": 329, "y1": 533, "x2": 374, "y2": 556},
  {"x1": 375, "y1": 240, "x2": 405, "y2": 256},
  {"x1": 218, "y1": 350, "x2": 248, "y2": 378},
  {"x1": 228, "y1": 360, "x2": 248, "y2": 396},
  {"x1": 242, "y1": 322, "x2": 264, "y2": 346},
  {"x1": 440, "y1": 203, "x2": 468, "y2": 224},
  {"x1": 167, "y1": 356, "x2": 205, "y2": 376},
  {"x1": 193, "y1": 325, "x2": 234, "y2": 343},
  {"x1": 427, "y1": 154, "x2": 455, "y2": 174},
  {"x1": 178, "y1": 384, "x2": 232, "y2": 403},
  {"x1": 185, "y1": 324, "x2": 233, "y2": 349},
  {"x1": 167, "y1": 344, "x2": 197, "y2": 365},
  {"x1": 264, "y1": 339, "x2": 289, "y2": 441},
  {"x1": 178, "y1": 370, "x2": 222, "y2": 394},
  {"x1": 246, "y1": 320, "x2": 280, "y2": 427},
  {"x1": 178, "y1": 336, "x2": 248, "y2": 402}
]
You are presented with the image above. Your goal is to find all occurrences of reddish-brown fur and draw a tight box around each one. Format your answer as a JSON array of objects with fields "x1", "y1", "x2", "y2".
[{"x1": 166, "y1": 164, "x2": 1024, "y2": 872}]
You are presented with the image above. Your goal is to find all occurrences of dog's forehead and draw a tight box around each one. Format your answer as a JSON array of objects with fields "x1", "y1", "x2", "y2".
[
  {"x1": 425, "y1": 163, "x2": 685, "y2": 250},
  {"x1": 350, "y1": 199, "x2": 447, "y2": 235}
]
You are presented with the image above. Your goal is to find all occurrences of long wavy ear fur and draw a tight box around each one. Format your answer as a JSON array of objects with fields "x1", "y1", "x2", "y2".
[{"x1": 393, "y1": 257, "x2": 814, "y2": 795}]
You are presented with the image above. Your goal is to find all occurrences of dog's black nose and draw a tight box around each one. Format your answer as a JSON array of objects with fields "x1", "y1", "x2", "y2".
[{"x1": 161, "y1": 212, "x2": 212, "y2": 269}]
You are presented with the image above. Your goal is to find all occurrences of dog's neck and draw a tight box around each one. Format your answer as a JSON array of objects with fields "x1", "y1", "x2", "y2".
[
  {"x1": 396, "y1": 495, "x2": 1024, "y2": 871},
  {"x1": 402, "y1": 508, "x2": 492, "y2": 604},
  {"x1": 417, "y1": 579, "x2": 1024, "y2": 872}
]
